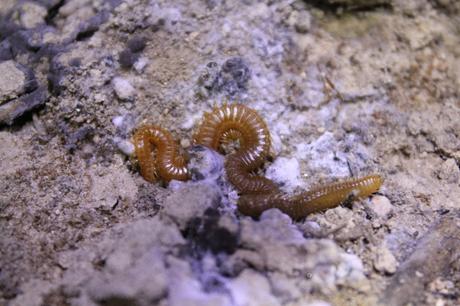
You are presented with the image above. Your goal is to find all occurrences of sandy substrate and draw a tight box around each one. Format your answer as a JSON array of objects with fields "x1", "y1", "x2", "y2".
[{"x1": 0, "y1": 0, "x2": 459, "y2": 305}]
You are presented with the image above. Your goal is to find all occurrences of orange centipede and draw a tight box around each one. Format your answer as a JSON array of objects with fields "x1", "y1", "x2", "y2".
[
  {"x1": 132, "y1": 125, "x2": 188, "y2": 182},
  {"x1": 193, "y1": 103, "x2": 279, "y2": 193},
  {"x1": 132, "y1": 103, "x2": 383, "y2": 219},
  {"x1": 237, "y1": 175, "x2": 383, "y2": 219}
]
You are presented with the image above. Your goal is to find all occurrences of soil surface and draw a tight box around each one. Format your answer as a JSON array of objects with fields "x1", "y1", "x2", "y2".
[{"x1": 1, "y1": 0, "x2": 459, "y2": 306}]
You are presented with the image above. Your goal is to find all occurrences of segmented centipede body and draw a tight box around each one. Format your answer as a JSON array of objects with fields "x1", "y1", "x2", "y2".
[
  {"x1": 133, "y1": 103, "x2": 383, "y2": 219},
  {"x1": 238, "y1": 175, "x2": 383, "y2": 219},
  {"x1": 132, "y1": 125, "x2": 188, "y2": 182},
  {"x1": 194, "y1": 104, "x2": 279, "y2": 193}
]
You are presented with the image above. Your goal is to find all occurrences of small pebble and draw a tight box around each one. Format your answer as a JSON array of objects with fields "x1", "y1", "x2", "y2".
[
  {"x1": 119, "y1": 49, "x2": 138, "y2": 69},
  {"x1": 180, "y1": 138, "x2": 191, "y2": 148},
  {"x1": 438, "y1": 158, "x2": 460, "y2": 184},
  {"x1": 127, "y1": 36, "x2": 146, "y2": 53},
  {"x1": 133, "y1": 57, "x2": 149, "y2": 73},
  {"x1": 429, "y1": 278, "x2": 455, "y2": 295},
  {"x1": 112, "y1": 115, "x2": 124, "y2": 128},
  {"x1": 369, "y1": 195, "x2": 393, "y2": 219},
  {"x1": 114, "y1": 137, "x2": 135, "y2": 155},
  {"x1": 112, "y1": 77, "x2": 135, "y2": 100},
  {"x1": 0, "y1": 60, "x2": 27, "y2": 103},
  {"x1": 187, "y1": 145, "x2": 224, "y2": 182},
  {"x1": 94, "y1": 93, "x2": 105, "y2": 103},
  {"x1": 294, "y1": 11, "x2": 312, "y2": 33},
  {"x1": 19, "y1": 2, "x2": 47, "y2": 29},
  {"x1": 374, "y1": 245, "x2": 398, "y2": 274}
]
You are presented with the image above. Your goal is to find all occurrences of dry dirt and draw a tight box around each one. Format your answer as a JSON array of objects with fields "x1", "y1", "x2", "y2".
[{"x1": 0, "y1": 0, "x2": 459, "y2": 306}]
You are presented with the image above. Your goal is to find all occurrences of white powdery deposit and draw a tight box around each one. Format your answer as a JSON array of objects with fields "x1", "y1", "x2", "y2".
[
  {"x1": 265, "y1": 157, "x2": 304, "y2": 193},
  {"x1": 227, "y1": 269, "x2": 281, "y2": 306},
  {"x1": 295, "y1": 132, "x2": 350, "y2": 178}
]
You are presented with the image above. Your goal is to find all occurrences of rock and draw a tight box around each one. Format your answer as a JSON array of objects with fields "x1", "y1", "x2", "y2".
[
  {"x1": 127, "y1": 36, "x2": 147, "y2": 53},
  {"x1": 112, "y1": 115, "x2": 125, "y2": 128},
  {"x1": 0, "y1": 132, "x2": 27, "y2": 175},
  {"x1": 428, "y1": 277, "x2": 455, "y2": 295},
  {"x1": 114, "y1": 137, "x2": 135, "y2": 155},
  {"x1": 197, "y1": 61, "x2": 220, "y2": 92},
  {"x1": 162, "y1": 182, "x2": 221, "y2": 229},
  {"x1": 167, "y1": 257, "x2": 232, "y2": 306},
  {"x1": 112, "y1": 113, "x2": 136, "y2": 137},
  {"x1": 112, "y1": 113, "x2": 136, "y2": 155},
  {"x1": 219, "y1": 57, "x2": 251, "y2": 95},
  {"x1": 294, "y1": 11, "x2": 312, "y2": 34},
  {"x1": 187, "y1": 145, "x2": 225, "y2": 182},
  {"x1": 118, "y1": 36, "x2": 147, "y2": 69},
  {"x1": 19, "y1": 2, "x2": 47, "y2": 29},
  {"x1": 87, "y1": 248, "x2": 168, "y2": 304},
  {"x1": 0, "y1": 60, "x2": 36, "y2": 103},
  {"x1": 228, "y1": 209, "x2": 365, "y2": 292},
  {"x1": 79, "y1": 217, "x2": 184, "y2": 305},
  {"x1": 319, "y1": 207, "x2": 364, "y2": 241},
  {"x1": 133, "y1": 57, "x2": 149, "y2": 73},
  {"x1": 0, "y1": 1, "x2": 15, "y2": 14},
  {"x1": 49, "y1": 217, "x2": 186, "y2": 306},
  {"x1": 382, "y1": 212, "x2": 460, "y2": 305},
  {"x1": 374, "y1": 245, "x2": 398, "y2": 274},
  {"x1": 118, "y1": 49, "x2": 138, "y2": 69},
  {"x1": 197, "y1": 58, "x2": 251, "y2": 97},
  {"x1": 438, "y1": 158, "x2": 460, "y2": 184},
  {"x1": 336, "y1": 253, "x2": 365, "y2": 284},
  {"x1": 218, "y1": 214, "x2": 239, "y2": 236},
  {"x1": 183, "y1": 207, "x2": 239, "y2": 255},
  {"x1": 227, "y1": 269, "x2": 281, "y2": 306},
  {"x1": 300, "y1": 220, "x2": 322, "y2": 237},
  {"x1": 112, "y1": 77, "x2": 135, "y2": 100},
  {"x1": 7, "y1": 279, "x2": 53, "y2": 306},
  {"x1": 0, "y1": 86, "x2": 47, "y2": 125},
  {"x1": 0, "y1": 40, "x2": 13, "y2": 61},
  {"x1": 368, "y1": 195, "x2": 394, "y2": 219}
]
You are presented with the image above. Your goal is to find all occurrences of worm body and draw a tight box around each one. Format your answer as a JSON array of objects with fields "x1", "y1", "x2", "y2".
[
  {"x1": 133, "y1": 104, "x2": 382, "y2": 218},
  {"x1": 132, "y1": 125, "x2": 188, "y2": 182},
  {"x1": 194, "y1": 104, "x2": 279, "y2": 193},
  {"x1": 238, "y1": 175, "x2": 383, "y2": 219}
]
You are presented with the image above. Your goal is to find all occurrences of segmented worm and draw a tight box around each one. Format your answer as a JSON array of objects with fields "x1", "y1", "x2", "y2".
[
  {"x1": 133, "y1": 104, "x2": 382, "y2": 218},
  {"x1": 132, "y1": 125, "x2": 188, "y2": 182},
  {"x1": 193, "y1": 103, "x2": 279, "y2": 194},
  {"x1": 238, "y1": 175, "x2": 383, "y2": 219}
]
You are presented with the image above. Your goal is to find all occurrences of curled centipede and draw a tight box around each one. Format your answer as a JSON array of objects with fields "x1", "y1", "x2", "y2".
[
  {"x1": 193, "y1": 103, "x2": 279, "y2": 194},
  {"x1": 132, "y1": 125, "x2": 188, "y2": 182},
  {"x1": 132, "y1": 103, "x2": 383, "y2": 219}
]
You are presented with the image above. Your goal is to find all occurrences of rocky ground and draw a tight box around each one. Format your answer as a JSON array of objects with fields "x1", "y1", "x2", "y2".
[{"x1": 0, "y1": 0, "x2": 459, "y2": 305}]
